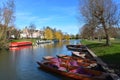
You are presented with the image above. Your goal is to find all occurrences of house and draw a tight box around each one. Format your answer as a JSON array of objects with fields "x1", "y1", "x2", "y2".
[
  {"x1": 20, "y1": 27, "x2": 44, "y2": 39},
  {"x1": 20, "y1": 27, "x2": 29, "y2": 38}
]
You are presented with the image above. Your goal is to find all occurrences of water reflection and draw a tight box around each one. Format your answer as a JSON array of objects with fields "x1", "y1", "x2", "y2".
[
  {"x1": 36, "y1": 40, "x2": 70, "y2": 48},
  {"x1": 9, "y1": 46, "x2": 32, "y2": 51},
  {"x1": 0, "y1": 40, "x2": 80, "y2": 80}
]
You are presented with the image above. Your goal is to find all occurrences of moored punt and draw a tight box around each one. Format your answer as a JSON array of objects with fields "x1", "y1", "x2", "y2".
[
  {"x1": 36, "y1": 40, "x2": 54, "y2": 45},
  {"x1": 66, "y1": 44, "x2": 87, "y2": 48},
  {"x1": 66, "y1": 44, "x2": 87, "y2": 51},
  {"x1": 57, "y1": 54, "x2": 96, "y2": 64},
  {"x1": 37, "y1": 61, "x2": 108, "y2": 80},
  {"x1": 72, "y1": 51, "x2": 96, "y2": 61},
  {"x1": 44, "y1": 55, "x2": 106, "y2": 72},
  {"x1": 9, "y1": 41, "x2": 32, "y2": 47},
  {"x1": 57, "y1": 55, "x2": 98, "y2": 68}
]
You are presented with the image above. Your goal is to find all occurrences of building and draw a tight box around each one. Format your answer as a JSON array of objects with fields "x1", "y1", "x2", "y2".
[{"x1": 20, "y1": 27, "x2": 44, "y2": 39}]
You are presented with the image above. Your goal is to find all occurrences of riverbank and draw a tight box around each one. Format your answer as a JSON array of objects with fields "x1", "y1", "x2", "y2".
[
  {"x1": 81, "y1": 39, "x2": 120, "y2": 76},
  {"x1": 10, "y1": 39, "x2": 36, "y2": 43}
]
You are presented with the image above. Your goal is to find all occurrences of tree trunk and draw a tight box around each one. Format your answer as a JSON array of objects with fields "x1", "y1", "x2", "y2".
[
  {"x1": 103, "y1": 24, "x2": 111, "y2": 46},
  {"x1": 98, "y1": 36, "x2": 102, "y2": 42},
  {"x1": 91, "y1": 32, "x2": 95, "y2": 40},
  {"x1": 105, "y1": 32, "x2": 111, "y2": 46}
]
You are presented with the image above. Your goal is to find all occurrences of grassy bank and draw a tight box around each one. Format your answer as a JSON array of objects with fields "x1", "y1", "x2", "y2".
[
  {"x1": 10, "y1": 39, "x2": 37, "y2": 43},
  {"x1": 81, "y1": 39, "x2": 120, "y2": 64},
  {"x1": 81, "y1": 39, "x2": 120, "y2": 75}
]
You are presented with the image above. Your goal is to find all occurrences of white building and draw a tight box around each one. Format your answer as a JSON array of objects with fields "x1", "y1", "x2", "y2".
[{"x1": 20, "y1": 27, "x2": 44, "y2": 39}]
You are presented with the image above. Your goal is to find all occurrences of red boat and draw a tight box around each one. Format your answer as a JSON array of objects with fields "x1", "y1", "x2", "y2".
[{"x1": 9, "y1": 41, "x2": 32, "y2": 47}]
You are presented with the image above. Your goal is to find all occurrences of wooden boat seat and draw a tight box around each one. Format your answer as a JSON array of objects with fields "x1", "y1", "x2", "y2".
[
  {"x1": 72, "y1": 51, "x2": 86, "y2": 58},
  {"x1": 56, "y1": 54, "x2": 67, "y2": 58},
  {"x1": 43, "y1": 56, "x2": 55, "y2": 60}
]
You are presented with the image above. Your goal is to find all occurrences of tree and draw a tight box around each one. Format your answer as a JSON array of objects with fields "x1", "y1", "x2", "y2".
[
  {"x1": 8, "y1": 26, "x2": 20, "y2": 39},
  {"x1": 95, "y1": 27, "x2": 105, "y2": 41},
  {"x1": 0, "y1": 24, "x2": 9, "y2": 49},
  {"x1": 80, "y1": 24, "x2": 94, "y2": 39},
  {"x1": 63, "y1": 33, "x2": 70, "y2": 40},
  {"x1": 29, "y1": 23, "x2": 36, "y2": 38},
  {"x1": 2, "y1": 0, "x2": 15, "y2": 26},
  {"x1": 70, "y1": 35, "x2": 76, "y2": 39},
  {"x1": 52, "y1": 28, "x2": 57, "y2": 39},
  {"x1": 75, "y1": 34, "x2": 80, "y2": 39},
  {"x1": 108, "y1": 26, "x2": 118, "y2": 38},
  {"x1": 80, "y1": 0, "x2": 120, "y2": 46},
  {"x1": 0, "y1": 8, "x2": 3, "y2": 23},
  {"x1": 44, "y1": 27, "x2": 54, "y2": 40},
  {"x1": 55, "y1": 30, "x2": 63, "y2": 41},
  {"x1": 0, "y1": 0, "x2": 15, "y2": 49}
]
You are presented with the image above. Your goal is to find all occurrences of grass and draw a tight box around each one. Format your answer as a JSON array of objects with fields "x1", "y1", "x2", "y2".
[
  {"x1": 81, "y1": 39, "x2": 120, "y2": 64},
  {"x1": 10, "y1": 38, "x2": 37, "y2": 43}
]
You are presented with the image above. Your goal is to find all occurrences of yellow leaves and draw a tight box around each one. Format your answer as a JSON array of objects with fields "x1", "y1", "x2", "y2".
[
  {"x1": 44, "y1": 28, "x2": 54, "y2": 40},
  {"x1": 64, "y1": 35, "x2": 70, "y2": 40},
  {"x1": 44, "y1": 27, "x2": 70, "y2": 41},
  {"x1": 55, "y1": 31, "x2": 63, "y2": 41}
]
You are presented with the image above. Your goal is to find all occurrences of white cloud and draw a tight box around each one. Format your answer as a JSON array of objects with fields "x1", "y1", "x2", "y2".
[
  {"x1": 15, "y1": 11, "x2": 81, "y2": 35},
  {"x1": 16, "y1": 12, "x2": 38, "y2": 22}
]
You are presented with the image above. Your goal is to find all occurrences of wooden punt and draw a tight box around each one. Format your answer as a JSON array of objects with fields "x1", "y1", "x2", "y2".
[
  {"x1": 37, "y1": 61, "x2": 107, "y2": 80},
  {"x1": 66, "y1": 44, "x2": 87, "y2": 51},
  {"x1": 57, "y1": 55, "x2": 97, "y2": 68}
]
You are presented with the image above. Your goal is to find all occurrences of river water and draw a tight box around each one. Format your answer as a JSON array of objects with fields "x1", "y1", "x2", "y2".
[{"x1": 0, "y1": 40, "x2": 80, "y2": 80}]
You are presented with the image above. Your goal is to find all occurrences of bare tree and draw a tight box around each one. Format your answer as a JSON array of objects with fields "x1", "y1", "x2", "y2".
[
  {"x1": 80, "y1": 0, "x2": 120, "y2": 46},
  {"x1": 95, "y1": 27, "x2": 105, "y2": 41},
  {"x1": 108, "y1": 26, "x2": 118, "y2": 38},
  {"x1": 29, "y1": 23, "x2": 36, "y2": 38},
  {"x1": 0, "y1": 0, "x2": 15, "y2": 49},
  {"x1": 80, "y1": 24, "x2": 96, "y2": 40},
  {"x1": 2, "y1": 0, "x2": 15, "y2": 26},
  {"x1": 0, "y1": 8, "x2": 3, "y2": 23}
]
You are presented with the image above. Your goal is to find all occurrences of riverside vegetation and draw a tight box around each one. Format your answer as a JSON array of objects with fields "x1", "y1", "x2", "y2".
[{"x1": 81, "y1": 39, "x2": 120, "y2": 76}]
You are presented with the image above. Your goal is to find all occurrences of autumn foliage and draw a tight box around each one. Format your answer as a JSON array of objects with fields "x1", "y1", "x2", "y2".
[{"x1": 44, "y1": 27, "x2": 70, "y2": 41}]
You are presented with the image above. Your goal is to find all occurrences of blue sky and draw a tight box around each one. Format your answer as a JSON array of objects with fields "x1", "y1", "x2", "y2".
[
  {"x1": 13, "y1": 0, "x2": 83, "y2": 35},
  {"x1": 0, "y1": 0, "x2": 120, "y2": 35}
]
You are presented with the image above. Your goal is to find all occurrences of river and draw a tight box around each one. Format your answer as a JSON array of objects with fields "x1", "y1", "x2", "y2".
[{"x1": 0, "y1": 40, "x2": 80, "y2": 80}]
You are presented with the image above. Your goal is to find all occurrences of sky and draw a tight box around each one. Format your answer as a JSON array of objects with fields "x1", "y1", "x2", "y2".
[
  {"x1": 12, "y1": 0, "x2": 84, "y2": 35},
  {"x1": 0, "y1": 0, "x2": 120, "y2": 35}
]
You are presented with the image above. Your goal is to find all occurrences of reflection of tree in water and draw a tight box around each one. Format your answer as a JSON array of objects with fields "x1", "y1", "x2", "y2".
[
  {"x1": 42, "y1": 40, "x2": 70, "y2": 55},
  {"x1": 54, "y1": 41, "x2": 63, "y2": 48},
  {"x1": 69, "y1": 39, "x2": 80, "y2": 45},
  {"x1": 63, "y1": 40, "x2": 70, "y2": 45},
  {"x1": 54, "y1": 40, "x2": 70, "y2": 48},
  {"x1": 44, "y1": 43, "x2": 54, "y2": 48},
  {"x1": 42, "y1": 40, "x2": 70, "y2": 48}
]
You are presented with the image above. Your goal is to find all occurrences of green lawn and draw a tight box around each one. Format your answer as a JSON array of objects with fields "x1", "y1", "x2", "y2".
[
  {"x1": 81, "y1": 39, "x2": 120, "y2": 64},
  {"x1": 10, "y1": 39, "x2": 37, "y2": 43}
]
